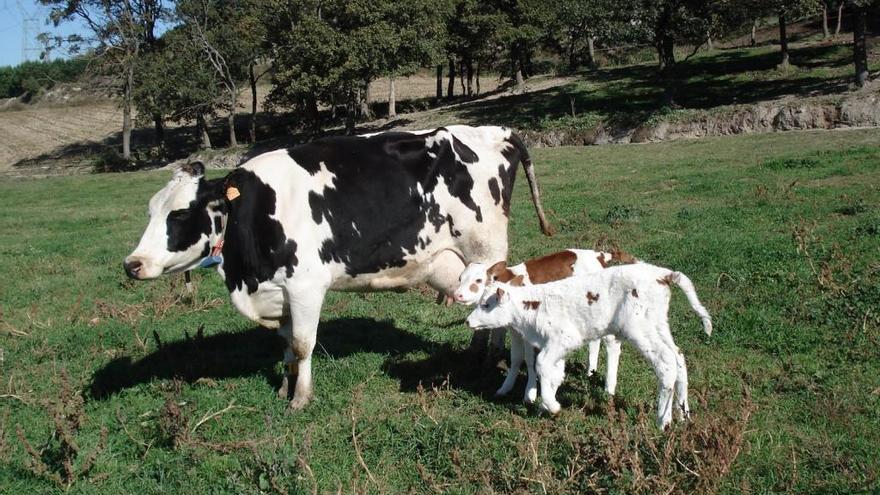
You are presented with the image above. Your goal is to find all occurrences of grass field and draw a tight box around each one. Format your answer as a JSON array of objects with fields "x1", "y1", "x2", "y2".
[{"x1": 1, "y1": 128, "x2": 879, "y2": 493}]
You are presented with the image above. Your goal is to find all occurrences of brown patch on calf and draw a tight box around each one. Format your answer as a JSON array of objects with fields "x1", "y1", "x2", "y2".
[
  {"x1": 631, "y1": 288, "x2": 639, "y2": 298},
  {"x1": 522, "y1": 300, "x2": 541, "y2": 310},
  {"x1": 586, "y1": 292, "x2": 600, "y2": 305},
  {"x1": 657, "y1": 273, "x2": 675, "y2": 286},
  {"x1": 487, "y1": 261, "x2": 517, "y2": 283},
  {"x1": 510, "y1": 275, "x2": 525, "y2": 286},
  {"x1": 611, "y1": 248, "x2": 638, "y2": 265},
  {"x1": 524, "y1": 250, "x2": 578, "y2": 284},
  {"x1": 596, "y1": 254, "x2": 609, "y2": 268},
  {"x1": 469, "y1": 283, "x2": 480, "y2": 293}
]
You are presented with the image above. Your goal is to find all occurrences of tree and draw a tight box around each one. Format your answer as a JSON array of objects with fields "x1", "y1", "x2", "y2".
[
  {"x1": 768, "y1": 0, "x2": 821, "y2": 69},
  {"x1": 177, "y1": 0, "x2": 264, "y2": 147},
  {"x1": 493, "y1": 0, "x2": 552, "y2": 89},
  {"x1": 849, "y1": 0, "x2": 875, "y2": 87},
  {"x1": 134, "y1": 28, "x2": 220, "y2": 150},
  {"x1": 445, "y1": 0, "x2": 502, "y2": 96},
  {"x1": 41, "y1": 0, "x2": 163, "y2": 159}
]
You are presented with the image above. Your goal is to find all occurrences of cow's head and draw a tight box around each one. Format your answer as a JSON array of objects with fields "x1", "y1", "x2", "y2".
[
  {"x1": 124, "y1": 162, "x2": 225, "y2": 280},
  {"x1": 466, "y1": 284, "x2": 515, "y2": 330}
]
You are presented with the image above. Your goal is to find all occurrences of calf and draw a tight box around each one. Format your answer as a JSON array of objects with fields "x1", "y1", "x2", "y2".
[
  {"x1": 466, "y1": 263, "x2": 712, "y2": 428},
  {"x1": 453, "y1": 249, "x2": 637, "y2": 401}
]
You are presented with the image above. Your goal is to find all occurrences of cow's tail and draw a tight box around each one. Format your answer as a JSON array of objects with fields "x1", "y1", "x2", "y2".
[
  {"x1": 508, "y1": 131, "x2": 554, "y2": 236},
  {"x1": 670, "y1": 271, "x2": 713, "y2": 336}
]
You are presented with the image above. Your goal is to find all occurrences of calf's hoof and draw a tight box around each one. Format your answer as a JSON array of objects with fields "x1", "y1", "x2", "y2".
[
  {"x1": 523, "y1": 387, "x2": 538, "y2": 404},
  {"x1": 277, "y1": 376, "x2": 290, "y2": 400}
]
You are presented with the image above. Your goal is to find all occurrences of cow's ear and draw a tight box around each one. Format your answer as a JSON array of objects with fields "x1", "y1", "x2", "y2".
[
  {"x1": 487, "y1": 260, "x2": 507, "y2": 279},
  {"x1": 180, "y1": 161, "x2": 205, "y2": 178}
]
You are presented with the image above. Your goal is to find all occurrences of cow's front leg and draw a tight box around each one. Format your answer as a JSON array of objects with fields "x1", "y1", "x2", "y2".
[{"x1": 285, "y1": 284, "x2": 327, "y2": 411}]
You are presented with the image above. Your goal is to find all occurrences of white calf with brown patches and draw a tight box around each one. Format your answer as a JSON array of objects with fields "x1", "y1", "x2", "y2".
[
  {"x1": 466, "y1": 263, "x2": 712, "y2": 428},
  {"x1": 454, "y1": 249, "x2": 637, "y2": 401}
]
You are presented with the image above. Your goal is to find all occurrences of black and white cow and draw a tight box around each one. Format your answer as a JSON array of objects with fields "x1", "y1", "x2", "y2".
[{"x1": 124, "y1": 125, "x2": 553, "y2": 409}]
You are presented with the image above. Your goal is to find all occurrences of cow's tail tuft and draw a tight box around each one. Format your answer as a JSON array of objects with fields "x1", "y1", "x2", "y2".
[
  {"x1": 670, "y1": 271, "x2": 713, "y2": 336},
  {"x1": 508, "y1": 131, "x2": 554, "y2": 236}
]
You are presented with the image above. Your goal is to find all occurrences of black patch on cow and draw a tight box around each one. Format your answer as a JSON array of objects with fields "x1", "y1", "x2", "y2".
[
  {"x1": 213, "y1": 215, "x2": 223, "y2": 234},
  {"x1": 488, "y1": 177, "x2": 500, "y2": 205},
  {"x1": 497, "y1": 163, "x2": 517, "y2": 217},
  {"x1": 452, "y1": 135, "x2": 478, "y2": 163},
  {"x1": 165, "y1": 178, "x2": 225, "y2": 253},
  {"x1": 287, "y1": 129, "x2": 484, "y2": 276},
  {"x1": 446, "y1": 214, "x2": 461, "y2": 237},
  {"x1": 221, "y1": 169, "x2": 298, "y2": 293}
]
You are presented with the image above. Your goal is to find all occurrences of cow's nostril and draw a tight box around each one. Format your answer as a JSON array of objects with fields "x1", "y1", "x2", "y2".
[{"x1": 124, "y1": 259, "x2": 143, "y2": 279}]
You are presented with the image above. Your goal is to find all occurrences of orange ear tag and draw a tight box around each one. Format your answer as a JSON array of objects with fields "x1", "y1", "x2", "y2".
[{"x1": 226, "y1": 186, "x2": 240, "y2": 201}]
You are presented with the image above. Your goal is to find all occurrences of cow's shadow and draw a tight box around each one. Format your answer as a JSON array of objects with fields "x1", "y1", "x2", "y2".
[{"x1": 88, "y1": 317, "x2": 499, "y2": 400}]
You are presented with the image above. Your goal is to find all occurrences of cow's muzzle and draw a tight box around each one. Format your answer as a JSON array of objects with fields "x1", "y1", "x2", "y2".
[{"x1": 123, "y1": 258, "x2": 144, "y2": 279}]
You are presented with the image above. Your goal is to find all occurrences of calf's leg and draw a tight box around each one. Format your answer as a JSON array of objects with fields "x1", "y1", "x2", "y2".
[
  {"x1": 624, "y1": 326, "x2": 678, "y2": 429},
  {"x1": 587, "y1": 338, "x2": 601, "y2": 376},
  {"x1": 496, "y1": 329, "x2": 523, "y2": 397},
  {"x1": 523, "y1": 342, "x2": 538, "y2": 404},
  {"x1": 536, "y1": 344, "x2": 567, "y2": 415},
  {"x1": 603, "y1": 335, "x2": 622, "y2": 396}
]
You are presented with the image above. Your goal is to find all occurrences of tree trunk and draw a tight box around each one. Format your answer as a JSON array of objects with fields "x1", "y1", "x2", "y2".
[
  {"x1": 305, "y1": 95, "x2": 319, "y2": 128},
  {"x1": 853, "y1": 3, "x2": 869, "y2": 87},
  {"x1": 227, "y1": 84, "x2": 238, "y2": 147},
  {"x1": 822, "y1": 5, "x2": 830, "y2": 38},
  {"x1": 122, "y1": 63, "x2": 133, "y2": 159},
  {"x1": 359, "y1": 81, "x2": 372, "y2": 120},
  {"x1": 465, "y1": 59, "x2": 474, "y2": 96},
  {"x1": 779, "y1": 14, "x2": 790, "y2": 68},
  {"x1": 435, "y1": 64, "x2": 443, "y2": 100},
  {"x1": 475, "y1": 62, "x2": 481, "y2": 95},
  {"x1": 447, "y1": 57, "x2": 455, "y2": 98},
  {"x1": 707, "y1": 30, "x2": 714, "y2": 50},
  {"x1": 388, "y1": 76, "x2": 396, "y2": 117},
  {"x1": 568, "y1": 33, "x2": 577, "y2": 71},
  {"x1": 836, "y1": 3, "x2": 843, "y2": 35},
  {"x1": 152, "y1": 112, "x2": 165, "y2": 150},
  {"x1": 196, "y1": 113, "x2": 212, "y2": 149},
  {"x1": 249, "y1": 63, "x2": 257, "y2": 143},
  {"x1": 514, "y1": 51, "x2": 525, "y2": 90},
  {"x1": 459, "y1": 60, "x2": 466, "y2": 95},
  {"x1": 345, "y1": 90, "x2": 356, "y2": 135},
  {"x1": 751, "y1": 19, "x2": 758, "y2": 47},
  {"x1": 587, "y1": 36, "x2": 596, "y2": 67},
  {"x1": 656, "y1": 5, "x2": 676, "y2": 73}
]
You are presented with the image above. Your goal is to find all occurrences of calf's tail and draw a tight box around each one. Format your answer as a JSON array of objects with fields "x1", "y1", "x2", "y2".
[
  {"x1": 508, "y1": 131, "x2": 554, "y2": 236},
  {"x1": 670, "y1": 271, "x2": 713, "y2": 336}
]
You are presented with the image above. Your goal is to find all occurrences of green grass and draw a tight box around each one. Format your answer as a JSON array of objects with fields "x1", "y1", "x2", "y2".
[
  {"x1": 435, "y1": 38, "x2": 879, "y2": 134},
  {"x1": 2, "y1": 128, "x2": 880, "y2": 493}
]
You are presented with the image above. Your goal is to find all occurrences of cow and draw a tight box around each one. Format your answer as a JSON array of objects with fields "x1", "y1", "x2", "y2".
[{"x1": 123, "y1": 125, "x2": 553, "y2": 410}]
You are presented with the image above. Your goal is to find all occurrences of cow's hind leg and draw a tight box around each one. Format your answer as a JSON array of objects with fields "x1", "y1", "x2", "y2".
[
  {"x1": 285, "y1": 284, "x2": 327, "y2": 411},
  {"x1": 277, "y1": 320, "x2": 294, "y2": 400}
]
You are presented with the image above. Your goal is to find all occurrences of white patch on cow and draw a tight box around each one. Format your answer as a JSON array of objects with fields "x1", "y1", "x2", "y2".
[{"x1": 313, "y1": 162, "x2": 336, "y2": 191}]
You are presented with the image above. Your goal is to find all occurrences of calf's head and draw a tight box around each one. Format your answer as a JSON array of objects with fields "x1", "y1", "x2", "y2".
[
  {"x1": 124, "y1": 162, "x2": 225, "y2": 279},
  {"x1": 466, "y1": 285, "x2": 515, "y2": 330},
  {"x1": 453, "y1": 262, "x2": 489, "y2": 304}
]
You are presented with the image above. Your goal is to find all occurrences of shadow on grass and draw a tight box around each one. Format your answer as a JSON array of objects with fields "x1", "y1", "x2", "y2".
[{"x1": 88, "y1": 317, "x2": 449, "y2": 400}]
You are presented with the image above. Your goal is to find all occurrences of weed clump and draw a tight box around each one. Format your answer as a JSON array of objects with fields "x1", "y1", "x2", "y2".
[
  {"x1": 602, "y1": 205, "x2": 643, "y2": 227},
  {"x1": 762, "y1": 156, "x2": 819, "y2": 170},
  {"x1": 14, "y1": 369, "x2": 107, "y2": 490}
]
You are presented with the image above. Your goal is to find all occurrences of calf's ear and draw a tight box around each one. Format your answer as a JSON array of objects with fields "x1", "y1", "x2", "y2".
[
  {"x1": 179, "y1": 161, "x2": 206, "y2": 178},
  {"x1": 495, "y1": 287, "x2": 506, "y2": 301}
]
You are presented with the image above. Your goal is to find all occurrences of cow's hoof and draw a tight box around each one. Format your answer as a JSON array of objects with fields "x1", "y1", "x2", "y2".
[
  {"x1": 494, "y1": 387, "x2": 512, "y2": 398},
  {"x1": 287, "y1": 394, "x2": 312, "y2": 411},
  {"x1": 524, "y1": 388, "x2": 538, "y2": 404}
]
